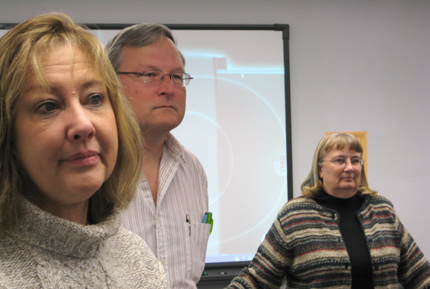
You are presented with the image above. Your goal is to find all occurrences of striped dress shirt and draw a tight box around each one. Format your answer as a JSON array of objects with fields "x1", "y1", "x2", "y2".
[{"x1": 121, "y1": 133, "x2": 210, "y2": 289}]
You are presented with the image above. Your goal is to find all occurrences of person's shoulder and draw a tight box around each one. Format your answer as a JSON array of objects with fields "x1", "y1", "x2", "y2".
[
  {"x1": 364, "y1": 193, "x2": 395, "y2": 208},
  {"x1": 284, "y1": 196, "x2": 319, "y2": 208},
  {"x1": 115, "y1": 227, "x2": 151, "y2": 248},
  {"x1": 0, "y1": 233, "x2": 20, "y2": 257},
  {"x1": 110, "y1": 228, "x2": 162, "y2": 263},
  {"x1": 0, "y1": 234, "x2": 12, "y2": 262},
  {"x1": 278, "y1": 196, "x2": 321, "y2": 217},
  {"x1": 106, "y1": 228, "x2": 168, "y2": 287},
  {"x1": 0, "y1": 233, "x2": 38, "y2": 285}
]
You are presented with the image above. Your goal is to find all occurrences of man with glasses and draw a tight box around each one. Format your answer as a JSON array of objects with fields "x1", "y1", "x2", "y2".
[{"x1": 106, "y1": 24, "x2": 210, "y2": 289}]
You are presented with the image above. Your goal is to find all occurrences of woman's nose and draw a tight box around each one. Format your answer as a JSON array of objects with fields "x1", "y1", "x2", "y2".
[
  {"x1": 66, "y1": 106, "x2": 95, "y2": 141},
  {"x1": 344, "y1": 160, "x2": 354, "y2": 171}
]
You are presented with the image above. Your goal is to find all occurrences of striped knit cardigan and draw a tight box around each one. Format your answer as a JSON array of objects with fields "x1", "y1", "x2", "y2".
[{"x1": 227, "y1": 195, "x2": 430, "y2": 289}]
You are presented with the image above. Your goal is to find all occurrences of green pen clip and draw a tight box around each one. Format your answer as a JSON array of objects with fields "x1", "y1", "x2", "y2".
[{"x1": 203, "y1": 212, "x2": 213, "y2": 234}]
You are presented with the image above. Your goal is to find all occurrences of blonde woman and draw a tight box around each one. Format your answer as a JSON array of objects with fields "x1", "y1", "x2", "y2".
[
  {"x1": 0, "y1": 13, "x2": 168, "y2": 288},
  {"x1": 227, "y1": 133, "x2": 430, "y2": 289}
]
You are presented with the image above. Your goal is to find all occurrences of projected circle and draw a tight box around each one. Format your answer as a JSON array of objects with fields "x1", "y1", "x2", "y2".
[
  {"x1": 174, "y1": 74, "x2": 287, "y2": 254},
  {"x1": 213, "y1": 77, "x2": 286, "y2": 243}
]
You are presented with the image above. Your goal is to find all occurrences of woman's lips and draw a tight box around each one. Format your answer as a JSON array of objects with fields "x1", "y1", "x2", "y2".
[{"x1": 63, "y1": 151, "x2": 100, "y2": 166}]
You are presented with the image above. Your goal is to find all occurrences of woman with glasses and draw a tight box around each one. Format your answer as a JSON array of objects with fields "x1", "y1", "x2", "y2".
[{"x1": 227, "y1": 132, "x2": 430, "y2": 289}]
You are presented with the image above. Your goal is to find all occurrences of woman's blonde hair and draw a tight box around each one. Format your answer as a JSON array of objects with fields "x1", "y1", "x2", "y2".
[
  {"x1": 0, "y1": 13, "x2": 142, "y2": 231},
  {"x1": 301, "y1": 132, "x2": 376, "y2": 198}
]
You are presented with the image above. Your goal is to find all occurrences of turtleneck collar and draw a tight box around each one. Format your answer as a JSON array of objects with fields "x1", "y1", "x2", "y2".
[
  {"x1": 317, "y1": 190, "x2": 363, "y2": 212},
  {"x1": 9, "y1": 196, "x2": 120, "y2": 259}
]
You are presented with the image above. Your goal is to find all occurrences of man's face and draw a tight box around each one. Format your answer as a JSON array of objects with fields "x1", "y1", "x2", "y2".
[{"x1": 117, "y1": 37, "x2": 186, "y2": 136}]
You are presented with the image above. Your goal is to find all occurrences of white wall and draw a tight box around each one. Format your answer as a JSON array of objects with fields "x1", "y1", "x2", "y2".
[{"x1": 2, "y1": 0, "x2": 429, "y2": 257}]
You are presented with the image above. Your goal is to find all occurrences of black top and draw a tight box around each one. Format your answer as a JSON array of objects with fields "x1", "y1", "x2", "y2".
[{"x1": 317, "y1": 191, "x2": 374, "y2": 289}]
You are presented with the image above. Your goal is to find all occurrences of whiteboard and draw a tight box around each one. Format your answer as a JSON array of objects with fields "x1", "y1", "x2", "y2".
[{"x1": 1, "y1": 24, "x2": 292, "y2": 265}]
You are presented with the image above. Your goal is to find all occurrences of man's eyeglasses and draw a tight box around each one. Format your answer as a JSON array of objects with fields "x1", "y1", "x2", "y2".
[
  {"x1": 321, "y1": 157, "x2": 364, "y2": 167},
  {"x1": 117, "y1": 69, "x2": 193, "y2": 87}
]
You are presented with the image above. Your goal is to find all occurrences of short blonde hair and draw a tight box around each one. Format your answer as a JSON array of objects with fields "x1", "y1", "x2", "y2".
[
  {"x1": 301, "y1": 132, "x2": 376, "y2": 198},
  {"x1": 0, "y1": 13, "x2": 142, "y2": 231}
]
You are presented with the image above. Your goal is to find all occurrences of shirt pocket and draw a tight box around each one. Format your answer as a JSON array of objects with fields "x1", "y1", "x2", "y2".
[{"x1": 185, "y1": 222, "x2": 211, "y2": 282}]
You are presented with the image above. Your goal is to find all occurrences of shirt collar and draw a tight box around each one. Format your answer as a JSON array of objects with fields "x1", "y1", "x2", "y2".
[{"x1": 164, "y1": 133, "x2": 186, "y2": 163}]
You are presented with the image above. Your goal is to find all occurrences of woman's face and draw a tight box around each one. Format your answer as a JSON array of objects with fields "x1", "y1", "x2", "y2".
[
  {"x1": 318, "y1": 144, "x2": 362, "y2": 198},
  {"x1": 14, "y1": 45, "x2": 118, "y2": 221}
]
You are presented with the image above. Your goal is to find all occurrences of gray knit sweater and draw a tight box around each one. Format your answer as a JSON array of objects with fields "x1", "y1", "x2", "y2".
[{"x1": 0, "y1": 197, "x2": 169, "y2": 288}]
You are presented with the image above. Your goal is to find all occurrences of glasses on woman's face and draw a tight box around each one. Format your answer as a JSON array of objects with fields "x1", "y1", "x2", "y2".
[
  {"x1": 117, "y1": 69, "x2": 193, "y2": 87},
  {"x1": 321, "y1": 157, "x2": 364, "y2": 167}
]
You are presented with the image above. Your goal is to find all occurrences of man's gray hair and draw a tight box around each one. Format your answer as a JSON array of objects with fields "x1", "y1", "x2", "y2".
[{"x1": 106, "y1": 23, "x2": 185, "y2": 70}]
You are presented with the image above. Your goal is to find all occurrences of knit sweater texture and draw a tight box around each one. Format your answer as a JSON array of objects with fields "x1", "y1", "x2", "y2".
[
  {"x1": 0, "y1": 197, "x2": 169, "y2": 288},
  {"x1": 227, "y1": 194, "x2": 430, "y2": 289}
]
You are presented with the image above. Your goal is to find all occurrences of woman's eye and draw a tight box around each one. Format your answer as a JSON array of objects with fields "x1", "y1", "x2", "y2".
[
  {"x1": 334, "y1": 158, "x2": 345, "y2": 164},
  {"x1": 37, "y1": 101, "x2": 58, "y2": 113},
  {"x1": 88, "y1": 94, "x2": 103, "y2": 105}
]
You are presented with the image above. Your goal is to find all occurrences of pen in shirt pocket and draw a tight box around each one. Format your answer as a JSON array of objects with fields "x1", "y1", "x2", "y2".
[
  {"x1": 202, "y1": 212, "x2": 213, "y2": 234},
  {"x1": 186, "y1": 214, "x2": 191, "y2": 236}
]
